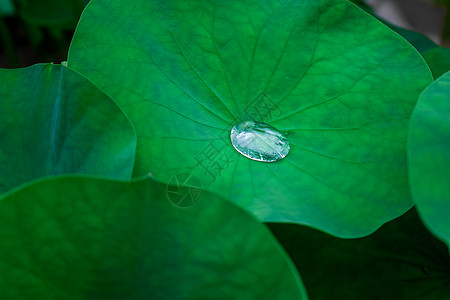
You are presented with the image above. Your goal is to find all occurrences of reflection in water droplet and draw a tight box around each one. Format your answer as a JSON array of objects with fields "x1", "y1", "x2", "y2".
[{"x1": 230, "y1": 121, "x2": 290, "y2": 162}]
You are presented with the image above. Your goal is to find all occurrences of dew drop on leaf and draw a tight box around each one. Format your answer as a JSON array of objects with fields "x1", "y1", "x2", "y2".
[{"x1": 230, "y1": 121, "x2": 290, "y2": 162}]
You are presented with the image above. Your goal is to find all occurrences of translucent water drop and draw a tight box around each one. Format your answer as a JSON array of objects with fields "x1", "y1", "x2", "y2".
[{"x1": 230, "y1": 121, "x2": 290, "y2": 162}]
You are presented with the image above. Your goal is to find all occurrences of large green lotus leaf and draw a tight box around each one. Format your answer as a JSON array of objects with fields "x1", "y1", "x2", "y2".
[
  {"x1": 68, "y1": 0, "x2": 432, "y2": 237},
  {"x1": 0, "y1": 64, "x2": 136, "y2": 194},
  {"x1": 0, "y1": 176, "x2": 307, "y2": 299},
  {"x1": 409, "y1": 70, "x2": 450, "y2": 248},
  {"x1": 269, "y1": 209, "x2": 450, "y2": 299}
]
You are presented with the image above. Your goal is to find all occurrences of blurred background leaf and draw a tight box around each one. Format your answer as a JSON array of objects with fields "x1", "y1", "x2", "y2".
[
  {"x1": 0, "y1": 0, "x2": 14, "y2": 16},
  {"x1": 16, "y1": 0, "x2": 89, "y2": 27},
  {"x1": 422, "y1": 47, "x2": 450, "y2": 78},
  {"x1": 0, "y1": 63, "x2": 137, "y2": 194},
  {"x1": 269, "y1": 208, "x2": 450, "y2": 299},
  {"x1": 409, "y1": 70, "x2": 450, "y2": 248},
  {"x1": 0, "y1": 175, "x2": 308, "y2": 299}
]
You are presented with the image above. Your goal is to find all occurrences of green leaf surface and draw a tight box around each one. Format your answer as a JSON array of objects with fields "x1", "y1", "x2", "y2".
[
  {"x1": 0, "y1": 64, "x2": 136, "y2": 194},
  {"x1": 409, "y1": 70, "x2": 450, "y2": 247},
  {"x1": 269, "y1": 209, "x2": 450, "y2": 299},
  {"x1": 68, "y1": 0, "x2": 432, "y2": 237},
  {"x1": 423, "y1": 47, "x2": 450, "y2": 79},
  {"x1": 0, "y1": 176, "x2": 307, "y2": 300}
]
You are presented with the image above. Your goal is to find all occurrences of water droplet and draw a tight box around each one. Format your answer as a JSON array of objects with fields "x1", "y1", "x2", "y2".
[{"x1": 230, "y1": 121, "x2": 290, "y2": 162}]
